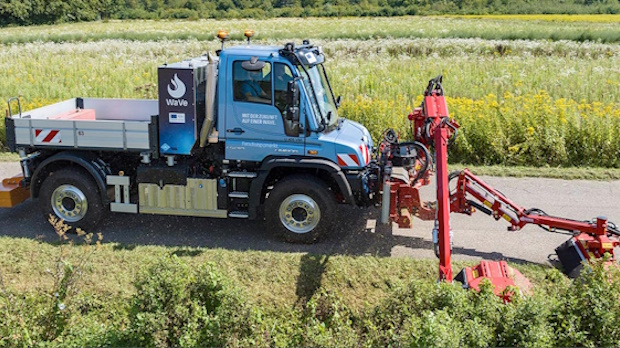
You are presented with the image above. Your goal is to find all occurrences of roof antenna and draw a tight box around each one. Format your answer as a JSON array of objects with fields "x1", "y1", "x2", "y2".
[
  {"x1": 244, "y1": 30, "x2": 255, "y2": 45},
  {"x1": 217, "y1": 30, "x2": 229, "y2": 51}
]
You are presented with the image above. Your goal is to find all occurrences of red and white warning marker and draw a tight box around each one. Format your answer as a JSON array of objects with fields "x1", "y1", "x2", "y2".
[
  {"x1": 359, "y1": 143, "x2": 370, "y2": 165},
  {"x1": 338, "y1": 144, "x2": 371, "y2": 168},
  {"x1": 337, "y1": 153, "x2": 360, "y2": 167},
  {"x1": 35, "y1": 129, "x2": 62, "y2": 144}
]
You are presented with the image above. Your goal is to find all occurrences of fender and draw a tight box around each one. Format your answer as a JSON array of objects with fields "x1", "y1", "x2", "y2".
[
  {"x1": 31, "y1": 151, "x2": 110, "y2": 204},
  {"x1": 248, "y1": 156, "x2": 355, "y2": 219}
]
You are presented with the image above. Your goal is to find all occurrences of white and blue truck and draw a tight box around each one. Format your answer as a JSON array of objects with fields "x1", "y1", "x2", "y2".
[{"x1": 1, "y1": 37, "x2": 388, "y2": 243}]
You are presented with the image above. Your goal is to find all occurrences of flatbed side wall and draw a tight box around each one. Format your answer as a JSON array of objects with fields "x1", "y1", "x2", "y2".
[
  {"x1": 10, "y1": 98, "x2": 157, "y2": 152},
  {"x1": 13, "y1": 118, "x2": 151, "y2": 151}
]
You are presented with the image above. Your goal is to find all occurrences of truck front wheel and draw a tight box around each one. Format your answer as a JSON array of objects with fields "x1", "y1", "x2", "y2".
[
  {"x1": 266, "y1": 175, "x2": 336, "y2": 243},
  {"x1": 39, "y1": 168, "x2": 104, "y2": 231}
]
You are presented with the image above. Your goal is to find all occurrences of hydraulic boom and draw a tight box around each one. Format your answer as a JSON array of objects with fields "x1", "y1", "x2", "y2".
[{"x1": 379, "y1": 75, "x2": 619, "y2": 296}]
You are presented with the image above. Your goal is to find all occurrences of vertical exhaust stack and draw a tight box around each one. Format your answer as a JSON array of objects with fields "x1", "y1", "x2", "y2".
[{"x1": 199, "y1": 53, "x2": 219, "y2": 147}]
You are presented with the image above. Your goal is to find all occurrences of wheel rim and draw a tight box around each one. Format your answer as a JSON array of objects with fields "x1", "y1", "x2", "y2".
[
  {"x1": 279, "y1": 194, "x2": 321, "y2": 234},
  {"x1": 51, "y1": 184, "x2": 88, "y2": 222}
]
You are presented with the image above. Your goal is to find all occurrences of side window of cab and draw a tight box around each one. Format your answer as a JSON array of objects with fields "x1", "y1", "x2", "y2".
[
  {"x1": 273, "y1": 63, "x2": 299, "y2": 137},
  {"x1": 233, "y1": 59, "x2": 272, "y2": 104},
  {"x1": 274, "y1": 63, "x2": 294, "y2": 113}
]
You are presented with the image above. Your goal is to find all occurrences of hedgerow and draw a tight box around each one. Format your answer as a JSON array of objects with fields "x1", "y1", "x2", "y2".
[
  {"x1": 2, "y1": 0, "x2": 619, "y2": 27},
  {"x1": 3, "y1": 254, "x2": 620, "y2": 347}
]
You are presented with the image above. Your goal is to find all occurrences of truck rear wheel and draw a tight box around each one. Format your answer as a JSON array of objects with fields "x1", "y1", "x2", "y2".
[
  {"x1": 265, "y1": 175, "x2": 336, "y2": 243},
  {"x1": 39, "y1": 168, "x2": 104, "y2": 231}
]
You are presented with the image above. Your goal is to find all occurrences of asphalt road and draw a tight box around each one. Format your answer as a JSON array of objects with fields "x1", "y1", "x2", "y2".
[{"x1": 2, "y1": 161, "x2": 620, "y2": 266}]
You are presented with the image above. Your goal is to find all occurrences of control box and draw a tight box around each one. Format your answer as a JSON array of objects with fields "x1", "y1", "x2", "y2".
[{"x1": 158, "y1": 57, "x2": 209, "y2": 155}]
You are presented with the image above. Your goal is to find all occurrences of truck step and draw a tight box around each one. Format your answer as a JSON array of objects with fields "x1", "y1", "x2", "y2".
[
  {"x1": 229, "y1": 191, "x2": 249, "y2": 199},
  {"x1": 228, "y1": 171, "x2": 257, "y2": 179},
  {"x1": 228, "y1": 211, "x2": 249, "y2": 218}
]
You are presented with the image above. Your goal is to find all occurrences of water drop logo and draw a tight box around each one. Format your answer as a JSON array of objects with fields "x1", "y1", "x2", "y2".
[{"x1": 167, "y1": 74, "x2": 186, "y2": 99}]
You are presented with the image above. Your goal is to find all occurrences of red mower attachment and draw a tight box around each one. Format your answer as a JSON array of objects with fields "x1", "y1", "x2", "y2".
[
  {"x1": 377, "y1": 75, "x2": 620, "y2": 299},
  {"x1": 454, "y1": 260, "x2": 531, "y2": 301}
]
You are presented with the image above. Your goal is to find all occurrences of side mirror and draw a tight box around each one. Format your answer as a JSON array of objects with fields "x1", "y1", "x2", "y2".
[
  {"x1": 286, "y1": 106, "x2": 299, "y2": 122},
  {"x1": 286, "y1": 80, "x2": 299, "y2": 107},
  {"x1": 335, "y1": 95, "x2": 342, "y2": 109},
  {"x1": 286, "y1": 80, "x2": 300, "y2": 122}
]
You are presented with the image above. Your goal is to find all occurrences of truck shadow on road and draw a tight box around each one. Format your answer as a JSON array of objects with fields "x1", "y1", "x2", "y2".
[{"x1": 1, "y1": 200, "x2": 538, "y2": 266}]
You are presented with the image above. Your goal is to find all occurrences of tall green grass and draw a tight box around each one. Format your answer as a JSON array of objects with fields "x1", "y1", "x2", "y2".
[
  {"x1": 0, "y1": 19, "x2": 618, "y2": 168},
  {"x1": 0, "y1": 16, "x2": 619, "y2": 44},
  {"x1": 1, "y1": 39, "x2": 616, "y2": 106}
]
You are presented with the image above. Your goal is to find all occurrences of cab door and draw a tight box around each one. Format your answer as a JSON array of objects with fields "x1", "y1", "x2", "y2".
[{"x1": 224, "y1": 58, "x2": 305, "y2": 161}]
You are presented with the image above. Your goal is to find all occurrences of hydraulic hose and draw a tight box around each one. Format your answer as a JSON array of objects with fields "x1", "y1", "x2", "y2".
[{"x1": 398, "y1": 141, "x2": 431, "y2": 185}]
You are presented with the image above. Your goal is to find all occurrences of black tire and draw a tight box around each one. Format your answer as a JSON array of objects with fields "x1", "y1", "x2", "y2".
[
  {"x1": 39, "y1": 168, "x2": 105, "y2": 231},
  {"x1": 265, "y1": 175, "x2": 337, "y2": 243}
]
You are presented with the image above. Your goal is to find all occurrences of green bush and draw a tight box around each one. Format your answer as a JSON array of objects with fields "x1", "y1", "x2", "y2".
[
  {"x1": 128, "y1": 256, "x2": 252, "y2": 347},
  {"x1": 4, "y1": 245, "x2": 620, "y2": 346},
  {"x1": 161, "y1": 8, "x2": 199, "y2": 20},
  {"x1": 300, "y1": 290, "x2": 359, "y2": 347},
  {"x1": 553, "y1": 259, "x2": 620, "y2": 347},
  {"x1": 361, "y1": 261, "x2": 620, "y2": 347}
]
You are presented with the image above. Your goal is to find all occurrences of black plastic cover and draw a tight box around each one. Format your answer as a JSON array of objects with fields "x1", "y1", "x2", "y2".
[{"x1": 555, "y1": 237, "x2": 585, "y2": 278}]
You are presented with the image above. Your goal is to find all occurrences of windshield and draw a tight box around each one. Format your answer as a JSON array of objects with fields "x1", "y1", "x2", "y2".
[{"x1": 298, "y1": 64, "x2": 338, "y2": 130}]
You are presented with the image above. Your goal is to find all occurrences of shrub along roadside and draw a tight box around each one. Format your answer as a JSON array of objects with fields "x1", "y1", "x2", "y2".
[
  {"x1": 2, "y1": 246, "x2": 620, "y2": 347},
  {"x1": 127, "y1": 256, "x2": 252, "y2": 347}
]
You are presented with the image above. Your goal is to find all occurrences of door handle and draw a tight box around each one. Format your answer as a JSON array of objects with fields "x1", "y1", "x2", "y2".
[{"x1": 227, "y1": 127, "x2": 245, "y2": 135}]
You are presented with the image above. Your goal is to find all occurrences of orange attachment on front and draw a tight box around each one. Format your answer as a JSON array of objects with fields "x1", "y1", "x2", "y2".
[{"x1": 0, "y1": 175, "x2": 30, "y2": 208}]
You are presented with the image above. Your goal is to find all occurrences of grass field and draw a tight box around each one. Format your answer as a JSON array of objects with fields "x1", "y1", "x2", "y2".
[
  {"x1": 1, "y1": 16, "x2": 619, "y2": 44},
  {"x1": 1, "y1": 17, "x2": 618, "y2": 167},
  {"x1": 450, "y1": 14, "x2": 620, "y2": 23}
]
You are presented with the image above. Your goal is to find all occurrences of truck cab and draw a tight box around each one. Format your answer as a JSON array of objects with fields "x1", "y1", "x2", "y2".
[
  {"x1": 217, "y1": 42, "x2": 373, "y2": 169},
  {"x1": 2, "y1": 39, "x2": 379, "y2": 243}
]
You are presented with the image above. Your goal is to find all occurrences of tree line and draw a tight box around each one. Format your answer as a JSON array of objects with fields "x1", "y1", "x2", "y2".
[{"x1": 1, "y1": 0, "x2": 619, "y2": 26}]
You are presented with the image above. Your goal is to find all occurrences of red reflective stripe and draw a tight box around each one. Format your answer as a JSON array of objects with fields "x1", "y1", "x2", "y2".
[
  {"x1": 360, "y1": 144, "x2": 369, "y2": 164},
  {"x1": 337, "y1": 156, "x2": 347, "y2": 167},
  {"x1": 349, "y1": 154, "x2": 359, "y2": 166},
  {"x1": 35, "y1": 129, "x2": 42, "y2": 137},
  {"x1": 43, "y1": 130, "x2": 59, "y2": 143}
]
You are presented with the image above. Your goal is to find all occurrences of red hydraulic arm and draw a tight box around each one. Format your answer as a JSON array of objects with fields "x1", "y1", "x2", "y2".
[
  {"x1": 436, "y1": 126, "x2": 452, "y2": 281},
  {"x1": 411, "y1": 76, "x2": 460, "y2": 282},
  {"x1": 450, "y1": 168, "x2": 620, "y2": 270},
  {"x1": 381, "y1": 75, "x2": 620, "y2": 295}
]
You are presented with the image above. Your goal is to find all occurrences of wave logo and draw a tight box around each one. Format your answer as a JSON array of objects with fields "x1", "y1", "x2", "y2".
[{"x1": 167, "y1": 74, "x2": 186, "y2": 99}]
